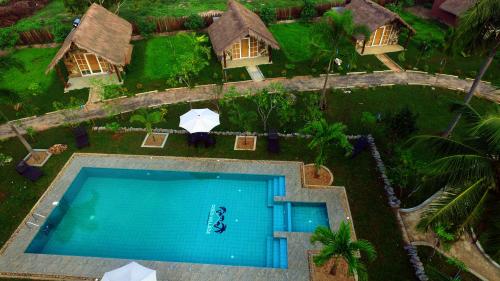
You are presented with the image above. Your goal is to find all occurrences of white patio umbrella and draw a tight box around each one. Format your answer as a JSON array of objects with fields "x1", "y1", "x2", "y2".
[
  {"x1": 179, "y1": 108, "x2": 220, "y2": 133},
  {"x1": 101, "y1": 262, "x2": 157, "y2": 281}
]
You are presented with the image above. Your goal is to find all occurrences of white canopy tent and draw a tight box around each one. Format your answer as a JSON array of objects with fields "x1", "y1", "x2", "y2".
[
  {"x1": 101, "y1": 262, "x2": 157, "y2": 281},
  {"x1": 179, "y1": 108, "x2": 220, "y2": 133}
]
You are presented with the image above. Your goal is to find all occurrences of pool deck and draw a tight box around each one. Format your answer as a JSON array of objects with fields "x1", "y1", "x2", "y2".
[{"x1": 0, "y1": 153, "x2": 355, "y2": 281}]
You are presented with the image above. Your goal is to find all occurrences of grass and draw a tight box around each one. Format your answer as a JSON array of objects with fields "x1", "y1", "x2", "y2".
[
  {"x1": 389, "y1": 11, "x2": 500, "y2": 86},
  {"x1": 0, "y1": 48, "x2": 89, "y2": 120},
  {"x1": 0, "y1": 85, "x2": 495, "y2": 281},
  {"x1": 122, "y1": 35, "x2": 250, "y2": 94},
  {"x1": 7, "y1": 0, "x2": 72, "y2": 32},
  {"x1": 261, "y1": 22, "x2": 387, "y2": 78}
]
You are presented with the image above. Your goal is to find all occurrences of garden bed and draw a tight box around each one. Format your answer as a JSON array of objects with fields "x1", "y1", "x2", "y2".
[{"x1": 303, "y1": 164, "x2": 334, "y2": 186}]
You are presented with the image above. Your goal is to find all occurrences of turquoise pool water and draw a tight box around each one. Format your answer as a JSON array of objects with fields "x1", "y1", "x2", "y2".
[{"x1": 26, "y1": 167, "x2": 328, "y2": 268}]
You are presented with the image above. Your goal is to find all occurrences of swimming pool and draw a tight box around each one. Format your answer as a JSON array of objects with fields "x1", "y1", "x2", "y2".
[{"x1": 25, "y1": 167, "x2": 329, "y2": 268}]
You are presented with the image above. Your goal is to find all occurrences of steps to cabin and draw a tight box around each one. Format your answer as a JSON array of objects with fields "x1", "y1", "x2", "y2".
[{"x1": 246, "y1": 65, "x2": 265, "y2": 82}]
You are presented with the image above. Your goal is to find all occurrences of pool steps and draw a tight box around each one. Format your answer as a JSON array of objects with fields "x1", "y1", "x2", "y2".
[
  {"x1": 267, "y1": 177, "x2": 286, "y2": 207},
  {"x1": 266, "y1": 237, "x2": 288, "y2": 269}
]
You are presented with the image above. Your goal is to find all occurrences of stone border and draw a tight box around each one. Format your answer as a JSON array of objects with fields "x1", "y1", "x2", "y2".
[
  {"x1": 23, "y1": 149, "x2": 52, "y2": 167},
  {"x1": 302, "y1": 164, "x2": 334, "y2": 187},
  {"x1": 233, "y1": 135, "x2": 257, "y2": 151},
  {"x1": 140, "y1": 132, "x2": 169, "y2": 148}
]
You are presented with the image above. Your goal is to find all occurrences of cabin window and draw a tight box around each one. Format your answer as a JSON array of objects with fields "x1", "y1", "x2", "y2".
[
  {"x1": 73, "y1": 53, "x2": 108, "y2": 76},
  {"x1": 232, "y1": 41, "x2": 241, "y2": 59},
  {"x1": 249, "y1": 37, "x2": 258, "y2": 57},
  {"x1": 74, "y1": 54, "x2": 91, "y2": 75}
]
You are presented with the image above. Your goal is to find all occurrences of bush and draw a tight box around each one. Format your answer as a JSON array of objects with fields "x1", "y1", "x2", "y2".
[
  {"x1": 52, "y1": 24, "x2": 73, "y2": 43},
  {"x1": 0, "y1": 28, "x2": 20, "y2": 49},
  {"x1": 184, "y1": 14, "x2": 204, "y2": 30},
  {"x1": 259, "y1": 6, "x2": 276, "y2": 25},
  {"x1": 385, "y1": 106, "x2": 419, "y2": 139},
  {"x1": 300, "y1": 0, "x2": 317, "y2": 21},
  {"x1": 136, "y1": 18, "x2": 156, "y2": 37}
]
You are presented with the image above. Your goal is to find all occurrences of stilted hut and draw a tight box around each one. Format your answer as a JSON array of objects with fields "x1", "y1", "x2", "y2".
[
  {"x1": 346, "y1": 0, "x2": 415, "y2": 55},
  {"x1": 207, "y1": 0, "x2": 280, "y2": 69},
  {"x1": 45, "y1": 4, "x2": 133, "y2": 90}
]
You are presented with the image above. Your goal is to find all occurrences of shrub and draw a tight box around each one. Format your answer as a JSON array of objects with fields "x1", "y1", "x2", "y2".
[
  {"x1": 52, "y1": 24, "x2": 73, "y2": 43},
  {"x1": 385, "y1": 106, "x2": 419, "y2": 139},
  {"x1": 0, "y1": 153, "x2": 13, "y2": 167},
  {"x1": 397, "y1": 52, "x2": 406, "y2": 63},
  {"x1": 0, "y1": 28, "x2": 20, "y2": 49},
  {"x1": 136, "y1": 18, "x2": 156, "y2": 38},
  {"x1": 259, "y1": 6, "x2": 276, "y2": 25},
  {"x1": 300, "y1": 0, "x2": 317, "y2": 21},
  {"x1": 105, "y1": 121, "x2": 121, "y2": 134},
  {"x1": 103, "y1": 85, "x2": 126, "y2": 99},
  {"x1": 184, "y1": 14, "x2": 204, "y2": 30}
]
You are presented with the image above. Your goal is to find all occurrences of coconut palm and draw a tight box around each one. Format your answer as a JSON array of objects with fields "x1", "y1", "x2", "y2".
[
  {"x1": 0, "y1": 110, "x2": 35, "y2": 158},
  {"x1": 129, "y1": 110, "x2": 165, "y2": 141},
  {"x1": 302, "y1": 119, "x2": 352, "y2": 177},
  {"x1": 313, "y1": 9, "x2": 369, "y2": 110},
  {"x1": 310, "y1": 221, "x2": 377, "y2": 281},
  {"x1": 410, "y1": 104, "x2": 500, "y2": 235},
  {"x1": 443, "y1": 0, "x2": 500, "y2": 136}
]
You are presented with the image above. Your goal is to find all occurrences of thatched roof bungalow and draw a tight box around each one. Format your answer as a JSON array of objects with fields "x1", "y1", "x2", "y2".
[
  {"x1": 46, "y1": 4, "x2": 133, "y2": 88},
  {"x1": 208, "y1": 0, "x2": 280, "y2": 69},
  {"x1": 345, "y1": 0, "x2": 415, "y2": 55},
  {"x1": 431, "y1": 0, "x2": 477, "y2": 26}
]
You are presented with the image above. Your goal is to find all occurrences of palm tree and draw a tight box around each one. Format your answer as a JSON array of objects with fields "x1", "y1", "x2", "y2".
[
  {"x1": 313, "y1": 9, "x2": 369, "y2": 110},
  {"x1": 310, "y1": 221, "x2": 377, "y2": 280},
  {"x1": 410, "y1": 104, "x2": 499, "y2": 235},
  {"x1": 443, "y1": 0, "x2": 500, "y2": 136},
  {"x1": 302, "y1": 119, "x2": 352, "y2": 177},
  {"x1": 129, "y1": 110, "x2": 165, "y2": 141}
]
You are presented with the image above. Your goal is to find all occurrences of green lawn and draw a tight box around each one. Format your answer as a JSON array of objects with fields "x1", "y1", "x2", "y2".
[
  {"x1": 263, "y1": 22, "x2": 387, "y2": 78},
  {"x1": 389, "y1": 11, "x2": 500, "y2": 86},
  {"x1": 1, "y1": 85, "x2": 495, "y2": 281},
  {"x1": 0, "y1": 48, "x2": 89, "y2": 120},
  {"x1": 122, "y1": 35, "x2": 250, "y2": 94}
]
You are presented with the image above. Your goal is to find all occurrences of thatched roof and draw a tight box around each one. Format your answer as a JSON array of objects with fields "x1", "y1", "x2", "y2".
[
  {"x1": 207, "y1": 0, "x2": 279, "y2": 56},
  {"x1": 46, "y1": 3, "x2": 133, "y2": 73},
  {"x1": 439, "y1": 0, "x2": 477, "y2": 16},
  {"x1": 345, "y1": 0, "x2": 415, "y2": 39}
]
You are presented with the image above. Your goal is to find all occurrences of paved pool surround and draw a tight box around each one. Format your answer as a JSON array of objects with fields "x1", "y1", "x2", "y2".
[{"x1": 0, "y1": 154, "x2": 354, "y2": 281}]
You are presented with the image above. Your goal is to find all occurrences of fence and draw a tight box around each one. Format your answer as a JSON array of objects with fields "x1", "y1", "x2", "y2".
[{"x1": 7, "y1": 0, "x2": 396, "y2": 46}]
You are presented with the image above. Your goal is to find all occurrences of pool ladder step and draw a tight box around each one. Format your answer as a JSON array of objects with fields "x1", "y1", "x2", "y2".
[
  {"x1": 273, "y1": 204, "x2": 285, "y2": 231},
  {"x1": 269, "y1": 238, "x2": 288, "y2": 269}
]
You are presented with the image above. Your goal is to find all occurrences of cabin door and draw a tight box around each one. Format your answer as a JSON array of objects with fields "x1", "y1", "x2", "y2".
[
  {"x1": 371, "y1": 27, "x2": 384, "y2": 46},
  {"x1": 85, "y1": 54, "x2": 103, "y2": 74},
  {"x1": 241, "y1": 38, "x2": 249, "y2": 58}
]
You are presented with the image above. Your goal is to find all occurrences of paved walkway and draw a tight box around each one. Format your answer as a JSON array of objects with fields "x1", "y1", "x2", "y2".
[
  {"x1": 0, "y1": 71, "x2": 498, "y2": 140},
  {"x1": 400, "y1": 199, "x2": 500, "y2": 281}
]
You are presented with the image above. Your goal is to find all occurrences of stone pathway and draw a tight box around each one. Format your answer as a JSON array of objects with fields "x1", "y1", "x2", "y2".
[
  {"x1": 375, "y1": 54, "x2": 404, "y2": 72},
  {"x1": 400, "y1": 200, "x2": 500, "y2": 281},
  {"x1": 0, "y1": 71, "x2": 498, "y2": 140}
]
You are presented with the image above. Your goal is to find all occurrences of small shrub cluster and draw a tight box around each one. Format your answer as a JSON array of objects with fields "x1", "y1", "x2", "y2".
[
  {"x1": 259, "y1": 6, "x2": 276, "y2": 25},
  {"x1": 0, "y1": 28, "x2": 20, "y2": 49},
  {"x1": 184, "y1": 14, "x2": 204, "y2": 30},
  {"x1": 300, "y1": 0, "x2": 317, "y2": 21}
]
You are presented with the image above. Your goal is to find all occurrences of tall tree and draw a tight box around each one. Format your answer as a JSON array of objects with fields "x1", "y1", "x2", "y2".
[
  {"x1": 313, "y1": 9, "x2": 369, "y2": 110},
  {"x1": 0, "y1": 110, "x2": 35, "y2": 158},
  {"x1": 310, "y1": 221, "x2": 377, "y2": 280},
  {"x1": 443, "y1": 0, "x2": 500, "y2": 136},
  {"x1": 302, "y1": 119, "x2": 352, "y2": 177},
  {"x1": 410, "y1": 104, "x2": 500, "y2": 236}
]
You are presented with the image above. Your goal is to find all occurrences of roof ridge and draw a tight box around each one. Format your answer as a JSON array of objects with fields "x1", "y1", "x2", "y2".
[{"x1": 228, "y1": 0, "x2": 252, "y2": 29}]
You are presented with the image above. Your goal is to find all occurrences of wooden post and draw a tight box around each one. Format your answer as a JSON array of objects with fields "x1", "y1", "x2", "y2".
[
  {"x1": 114, "y1": 65, "x2": 122, "y2": 82},
  {"x1": 223, "y1": 51, "x2": 227, "y2": 68},
  {"x1": 361, "y1": 40, "x2": 367, "y2": 55},
  {"x1": 55, "y1": 64, "x2": 67, "y2": 88},
  {"x1": 268, "y1": 45, "x2": 272, "y2": 62}
]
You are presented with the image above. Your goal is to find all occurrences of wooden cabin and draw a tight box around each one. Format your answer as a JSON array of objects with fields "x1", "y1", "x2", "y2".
[
  {"x1": 46, "y1": 4, "x2": 133, "y2": 89},
  {"x1": 345, "y1": 0, "x2": 415, "y2": 55},
  {"x1": 431, "y1": 0, "x2": 476, "y2": 26},
  {"x1": 207, "y1": 0, "x2": 280, "y2": 69}
]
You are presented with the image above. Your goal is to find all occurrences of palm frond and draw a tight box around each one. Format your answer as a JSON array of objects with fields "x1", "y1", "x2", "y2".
[
  {"x1": 350, "y1": 239, "x2": 377, "y2": 262},
  {"x1": 449, "y1": 101, "x2": 482, "y2": 124},
  {"x1": 471, "y1": 115, "x2": 500, "y2": 153},
  {"x1": 407, "y1": 135, "x2": 483, "y2": 157},
  {"x1": 313, "y1": 245, "x2": 336, "y2": 266},
  {"x1": 456, "y1": 189, "x2": 490, "y2": 233},
  {"x1": 418, "y1": 179, "x2": 490, "y2": 231},
  {"x1": 425, "y1": 155, "x2": 494, "y2": 187},
  {"x1": 310, "y1": 226, "x2": 335, "y2": 245}
]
